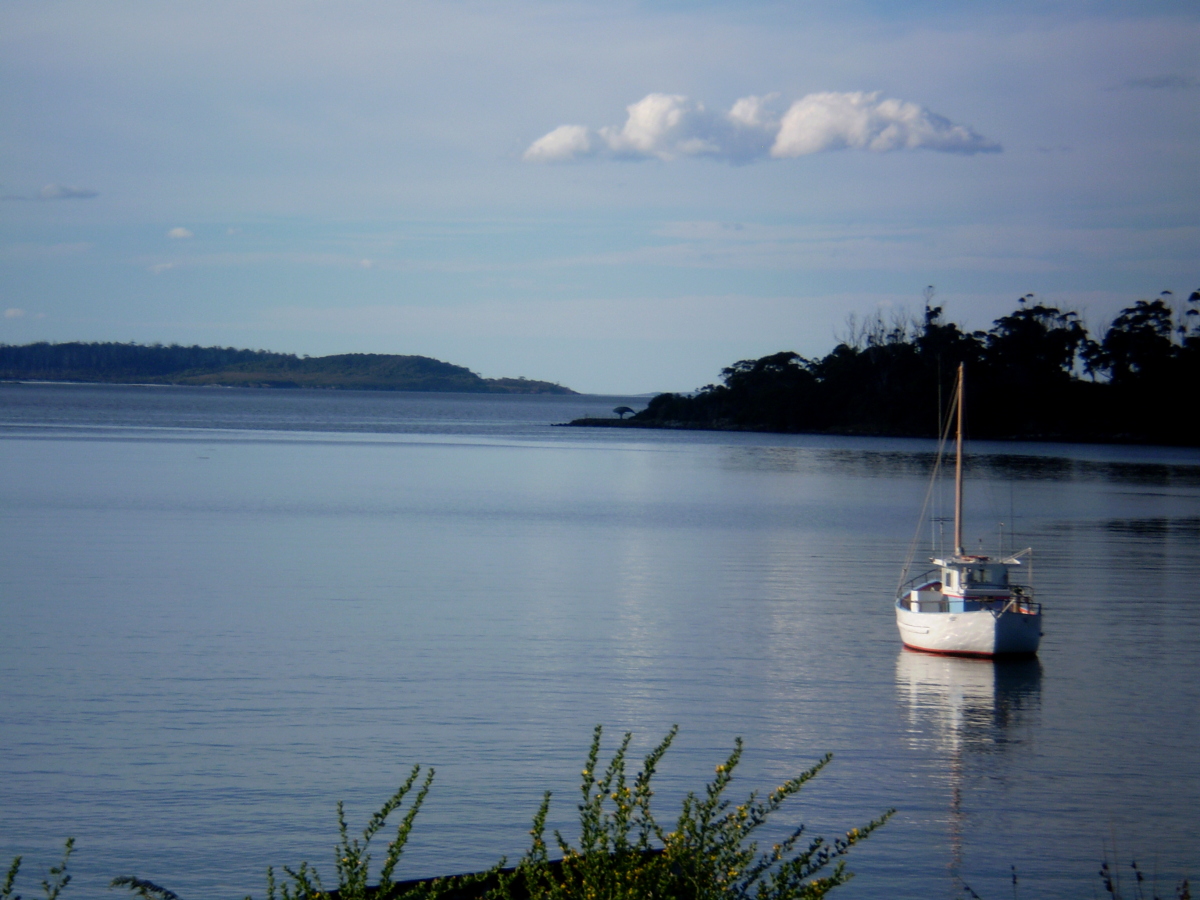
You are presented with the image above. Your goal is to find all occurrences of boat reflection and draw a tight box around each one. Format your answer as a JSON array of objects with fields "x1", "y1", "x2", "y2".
[{"x1": 895, "y1": 650, "x2": 1043, "y2": 889}]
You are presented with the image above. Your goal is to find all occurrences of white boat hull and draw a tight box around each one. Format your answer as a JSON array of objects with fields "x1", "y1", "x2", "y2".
[{"x1": 895, "y1": 601, "x2": 1042, "y2": 657}]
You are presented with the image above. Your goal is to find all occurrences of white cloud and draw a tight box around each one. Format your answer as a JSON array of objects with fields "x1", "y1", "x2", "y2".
[
  {"x1": 523, "y1": 125, "x2": 592, "y2": 162},
  {"x1": 5, "y1": 308, "x2": 25, "y2": 318},
  {"x1": 772, "y1": 91, "x2": 999, "y2": 156},
  {"x1": 167, "y1": 227, "x2": 194, "y2": 239},
  {"x1": 150, "y1": 262, "x2": 176, "y2": 273},
  {"x1": 37, "y1": 183, "x2": 99, "y2": 200},
  {"x1": 525, "y1": 91, "x2": 998, "y2": 163},
  {"x1": 527, "y1": 93, "x2": 775, "y2": 163},
  {"x1": 728, "y1": 94, "x2": 777, "y2": 130},
  {"x1": 599, "y1": 94, "x2": 717, "y2": 159}
]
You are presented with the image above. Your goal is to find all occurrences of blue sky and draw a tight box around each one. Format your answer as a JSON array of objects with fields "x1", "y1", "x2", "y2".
[{"x1": 2, "y1": 1, "x2": 1197, "y2": 393}]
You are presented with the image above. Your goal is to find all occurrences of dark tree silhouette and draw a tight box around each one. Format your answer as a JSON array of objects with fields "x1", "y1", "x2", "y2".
[
  {"x1": 981, "y1": 297, "x2": 1092, "y2": 385},
  {"x1": 622, "y1": 292, "x2": 1199, "y2": 445},
  {"x1": 1098, "y1": 296, "x2": 1176, "y2": 386}
]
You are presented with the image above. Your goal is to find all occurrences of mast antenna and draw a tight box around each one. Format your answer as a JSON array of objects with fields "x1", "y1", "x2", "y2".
[
  {"x1": 896, "y1": 374, "x2": 957, "y2": 592},
  {"x1": 954, "y1": 363, "x2": 965, "y2": 557}
]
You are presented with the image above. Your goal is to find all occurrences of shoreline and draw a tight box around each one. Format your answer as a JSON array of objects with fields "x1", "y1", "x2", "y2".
[
  {"x1": 1, "y1": 377, "x2": 577, "y2": 395},
  {"x1": 561, "y1": 416, "x2": 1200, "y2": 449}
]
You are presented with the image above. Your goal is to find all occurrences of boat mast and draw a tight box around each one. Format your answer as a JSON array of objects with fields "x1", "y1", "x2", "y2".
[{"x1": 954, "y1": 363, "x2": 965, "y2": 557}]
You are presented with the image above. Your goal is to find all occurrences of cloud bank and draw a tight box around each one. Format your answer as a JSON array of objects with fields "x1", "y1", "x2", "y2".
[
  {"x1": 2, "y1": 183, "x2": 99, "y2": 201},
  {"x1": 524, "y1": 91, "x2": 999, "y2": 163},
  {"x1": 1119, "y1": 74, "x2": 1198, "y2": 91},
  {"x1": 38, "y1": 183, "x2": 99, "y2": 200}
]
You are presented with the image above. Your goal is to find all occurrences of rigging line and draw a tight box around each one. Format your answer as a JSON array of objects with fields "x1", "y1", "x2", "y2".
[{"x1": 896, "y1": 379, "x2": 959, "y2": 594}]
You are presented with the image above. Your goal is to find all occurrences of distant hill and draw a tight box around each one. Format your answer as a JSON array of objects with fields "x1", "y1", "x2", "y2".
[{"x1": 0, "y1": 342, "x2": 575, "y2": 394}]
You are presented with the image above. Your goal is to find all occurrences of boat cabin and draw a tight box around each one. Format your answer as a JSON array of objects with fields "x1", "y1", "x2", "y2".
[
  {"x1": 934, "y1": 557, "x2": 1011, "y2": 595},
  {"x1": 923, "y1": 555, "x2": 1013, "y2": 611},
  {"x1": 900, "y1": 550, "x2": 1035, "y2": 614}
]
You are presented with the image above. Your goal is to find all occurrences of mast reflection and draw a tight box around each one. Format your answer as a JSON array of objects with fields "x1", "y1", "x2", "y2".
[{"x1": 895, "y1": 650, "x2": 1042, "y2": 890}]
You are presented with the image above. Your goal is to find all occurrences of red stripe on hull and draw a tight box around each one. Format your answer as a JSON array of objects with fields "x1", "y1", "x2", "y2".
[{"x1": 900, "y1": 642, "x2": 1037, "y2": 659}]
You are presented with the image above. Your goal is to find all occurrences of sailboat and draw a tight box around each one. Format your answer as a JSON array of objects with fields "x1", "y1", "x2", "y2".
[{"x1": 894, "y1": 364, "x2": 1043, "y2": 657}]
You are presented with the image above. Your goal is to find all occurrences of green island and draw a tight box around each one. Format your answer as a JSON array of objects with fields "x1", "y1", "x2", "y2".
[
  {"x1": 0, "y1": 343, "x2": 574, "y2": 394},
  {"x1": 571, "y1": 292, "x2": 1200, "y2": 446}
]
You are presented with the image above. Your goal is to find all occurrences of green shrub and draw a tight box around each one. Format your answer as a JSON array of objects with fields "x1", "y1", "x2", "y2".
[
  {"x1": 1098, "y1": 855, "x2": 1191, "y2": 900},
  {"x1": 263, "y1": 764, "x2": 440, "y2": 900},
  {"x1": 15, "y1": 727, "x2": 892, "y2": 900},
  {"x1": 502, "y1": 725, "x2": 891, "y2": 900},
  {"x1": 2, "y1": 838, "x2": 73, "y2": 900}
]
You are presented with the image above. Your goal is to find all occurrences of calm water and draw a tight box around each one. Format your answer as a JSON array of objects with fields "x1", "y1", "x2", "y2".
[{"x1": 2, "y1": 383, "x2": 1198, "y2": 899}]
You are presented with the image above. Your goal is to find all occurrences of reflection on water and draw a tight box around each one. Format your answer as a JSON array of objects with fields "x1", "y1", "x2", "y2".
[
  {"x1": 1098, "y1": 516, "x2": 1200, "y2": 538},
  {"x1": 989, "y1": 454, "x2": 1200, "y2": 487},
  {"x1": 896, "y1": 651, "x2": 1043, "y2": 891},
  {"x1": 719, "y1": 443, "x2": 1200, "y2": 487},
  {"x1": 897, "y1": 651, "x2": 1042, "y2": 753}
]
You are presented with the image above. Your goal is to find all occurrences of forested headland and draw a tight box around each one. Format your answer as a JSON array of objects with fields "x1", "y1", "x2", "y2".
[
  {"x1": 0, "y1": 342, "x2": 575, "y2": 394},
  {"x1": 584, "y1": 292, "x2": 1200, "y2": 446}
]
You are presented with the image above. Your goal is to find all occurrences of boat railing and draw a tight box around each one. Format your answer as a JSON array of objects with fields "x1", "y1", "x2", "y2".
[
  {"x1": 899, "y1": 596, "x2": 950, "y2": 612},
  {"x1": 1003, "y1": 598, "x2": 1042, "y2": 615},
  {"x1": 896, "y1": 572, "x2": 1041, "y2": 615},
  {"x1": 897, "y1": 595, "x2": 1042, "y2": 615},
  {"x1": 1009, "y1": 583, "x2": 1036, "y2": 600},
  {"x1": 897, "y1": 570, "x2": 1038, "y2": 597},
  {"x1": 896, "y1": 568, "x2": 941, "y2": 598},
  {"x1": 1003, "y1": 586, "x2": 1041, "y2": 615}
]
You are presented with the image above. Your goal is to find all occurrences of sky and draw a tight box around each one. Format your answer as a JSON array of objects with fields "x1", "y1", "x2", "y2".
[{"x1": 2, "y1": 1, "x2": 1198, "y2": 394}]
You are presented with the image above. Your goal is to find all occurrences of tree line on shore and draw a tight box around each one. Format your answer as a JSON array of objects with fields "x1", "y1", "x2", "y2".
[
  {"x1": 630, "y1": 291, "x2": 1200, "y2": 445},
  {"x1": 0, "y1": 342, "x2": 574, "y2": 394}
]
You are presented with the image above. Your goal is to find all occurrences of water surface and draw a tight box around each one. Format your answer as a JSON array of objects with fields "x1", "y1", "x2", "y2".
[{"x1": 2, "y1": 383, "x2": 1197, "y2": 899}]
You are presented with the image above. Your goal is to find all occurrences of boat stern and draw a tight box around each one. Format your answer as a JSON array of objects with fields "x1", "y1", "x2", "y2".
[{"x1": 895, "y1": 600, "x2": 1041, "y2": 657}]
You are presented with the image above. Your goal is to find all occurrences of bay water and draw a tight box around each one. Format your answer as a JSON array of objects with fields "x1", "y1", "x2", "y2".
[{"x1": 2, "y1": 383, "x2": 1198, "y2": 899}]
